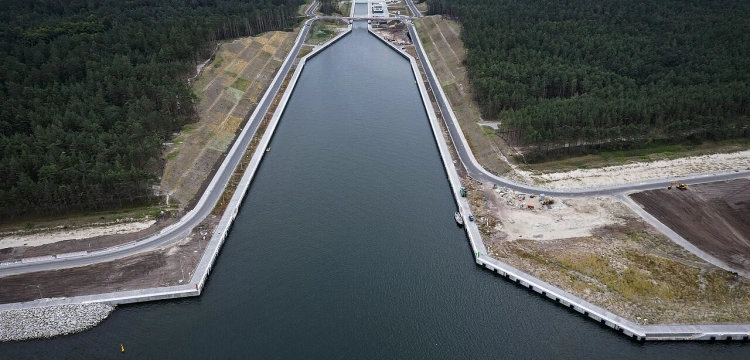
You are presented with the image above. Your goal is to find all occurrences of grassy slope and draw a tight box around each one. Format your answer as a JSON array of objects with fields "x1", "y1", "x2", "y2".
[
  {"x1": 160, "y1": 31, "x2": 297, "y2": 208},
  {"x1": 414, "y1": 16, "x2": 510, "y2": 175},
  {"x1": 415, "y1": 16, "x2": 750, "y2": 175}
]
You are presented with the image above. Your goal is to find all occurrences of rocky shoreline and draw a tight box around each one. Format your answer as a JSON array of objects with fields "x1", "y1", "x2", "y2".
[{"x1": 0, "y1": 303, "x2": 115, "y2": 342}]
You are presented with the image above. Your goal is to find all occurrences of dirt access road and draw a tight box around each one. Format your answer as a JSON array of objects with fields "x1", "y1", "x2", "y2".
[{"x1": 631, "y1": 178, "x2": 750, "y2": 273}]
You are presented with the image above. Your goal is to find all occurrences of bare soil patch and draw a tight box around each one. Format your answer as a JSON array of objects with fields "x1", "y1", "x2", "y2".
[
  {"x1": 372, "y1": 22, "x2": 411, "y2": 45},
  {"x1": 461, "y1": 180, "x2": 750, "y2": 324},
  {"x1": 0, "y1": 221, "x2": 155, "y2": 250},
  {"x1": 522, "y1": 150, "x2": 750, "y2": 189},
  {"x1": 0, "y1": 215, "x2": 218, "y2": 304},
  {"x1": 631, "y1": 178, "x2": 750, "y2": 273},
  {"x1": 0, "y1": 217, "x2": 179, "y2": 262}
]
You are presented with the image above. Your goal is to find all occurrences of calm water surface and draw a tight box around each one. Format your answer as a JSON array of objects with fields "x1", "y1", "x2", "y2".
[{"x1": 2, "y1": 24, "x2": 749, "y2": 359}]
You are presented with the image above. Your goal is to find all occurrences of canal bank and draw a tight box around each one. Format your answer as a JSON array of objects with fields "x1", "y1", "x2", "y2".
[
  {"x1": 4, "y1": 22, "x2": 750, "y2": 359},
  {"x1": 0, "y1": 19, "x2": 352, "y2": 342},
  {"x1": 398, "y1": 21, "x2": 750, "y2": 341}
]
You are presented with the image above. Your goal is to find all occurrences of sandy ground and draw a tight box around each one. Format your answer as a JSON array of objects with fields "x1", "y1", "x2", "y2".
[
  {"x1": 0, "y1": 215, "x2": 218, "y2": 304},
  {"x1": 511, "y1": 150, "x2": 750, "y2": 189},
  {"x1": 371, "y1": 23, "x2": 411, "y2": 45},
  {"x1": 0, "y1": 221, "x2": 155, "y2": 249},
  {"x1": 464, "y1": 181, "x2": 628, "y2": 242},
  {"x1": 461, "y1": 180, "x2": 750, "y2": 324},
  {"x1": 497, "y1": 196, "x2": 626, "y2": 241}
]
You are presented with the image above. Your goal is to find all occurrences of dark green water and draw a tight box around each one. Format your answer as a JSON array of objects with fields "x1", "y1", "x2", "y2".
[{"x1": 2, "y1": 24, "x2": 749, "y2": 359}]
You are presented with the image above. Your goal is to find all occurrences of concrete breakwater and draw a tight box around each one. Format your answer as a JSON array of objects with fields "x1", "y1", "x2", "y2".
[{"x1": 0, "y1": 303, "x2": 114, "y2": 342}]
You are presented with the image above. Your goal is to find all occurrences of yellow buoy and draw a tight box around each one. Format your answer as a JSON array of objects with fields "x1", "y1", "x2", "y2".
[{"x1": 121, "y1": 344, "x2": 125, "y2": 353}]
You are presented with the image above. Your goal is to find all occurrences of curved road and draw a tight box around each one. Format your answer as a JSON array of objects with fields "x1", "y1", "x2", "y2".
[
  {"x1": 403, "y1": 8, "x2": 749, "y2": 197},
  {"x1": 0, "y1": 12, "x2": 318, "y2": 277},
  {"x1": 403, "y1": 4, "x2": 749, "y2": 275},
  {"x1": 1, "y1": 2, "x2": 747, "y2": 277}
]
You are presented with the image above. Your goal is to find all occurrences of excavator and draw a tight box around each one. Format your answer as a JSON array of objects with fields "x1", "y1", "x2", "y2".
[{"x1": 668, "y1": 181, "x2": 688, "y2": 190}]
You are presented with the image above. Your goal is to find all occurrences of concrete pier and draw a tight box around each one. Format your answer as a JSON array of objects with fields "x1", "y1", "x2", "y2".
[{"x1": 375, "y1": 24, "x2": 750, "y2": 341}]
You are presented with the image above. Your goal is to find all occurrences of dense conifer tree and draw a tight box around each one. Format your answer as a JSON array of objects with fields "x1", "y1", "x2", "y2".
[
  {"x1": 0, "y1": 0, "x2": 303, "y2": 216},
  {"x1": 427, "y1": 0, "x2": 750, "y2": 161}
]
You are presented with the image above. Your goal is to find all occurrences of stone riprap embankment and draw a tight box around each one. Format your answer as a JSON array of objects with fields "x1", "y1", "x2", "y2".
[{"x1": 0, "y1": 303, "x2": 115, "y2": 342}]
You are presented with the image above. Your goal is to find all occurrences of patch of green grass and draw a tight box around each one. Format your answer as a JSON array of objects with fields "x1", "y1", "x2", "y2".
[
  {"x1": 224, "y1": 70, "x2": 237, "y2": 77},
  {"x1": 480, "y1": 125, "x2": 495, "y2": 135},
  {"x1": 134, "y1": 209, "x2": 161, "y2": 219},
  {"x1": 339, "y1": 2, "x2": 351, "y2": 16},
  {"x1": 167, "y1": 150, "x2": 180, "y2": 160},
  {"x1": 596, "y1": 142, "x2": 684, "y2": 162},
  {"x1": 25, "y1": 223, "x2": 35, "y2": 229},
  {"x1": 212, "y1": 57, "x2": 224, "y2": 68},
  {"x1": 297, "y1": 46, "x2": 313, "y2": 58},
  {"x1": 556, "y1": 252, "x2": 666, "y2": 301},
  {"x1": 308, "y1": 23, "x2": 337, "y2": 45},
  {"x1": 231, "y1": 77, "x2": 251, "y2": 91},
  {"x1": 182, "y1": 124, "x2": 197, "y2": 134}
]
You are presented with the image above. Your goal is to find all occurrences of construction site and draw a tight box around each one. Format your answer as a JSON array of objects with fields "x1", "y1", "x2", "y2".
[
  {"x1": 458, "y1": 176, "x2": 750, "y2": 325},
  {"x1": 631, "y1": 178, "x2": 750, "y2": 273}
]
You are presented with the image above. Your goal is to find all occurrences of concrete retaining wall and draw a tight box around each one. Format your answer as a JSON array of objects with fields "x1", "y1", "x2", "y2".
[
  {"x1": 382, "y1": 23, "x2": 750, "y2": 342},
  {"x1": 0, "y1": 22, "x2": 352, "y2": 315}
]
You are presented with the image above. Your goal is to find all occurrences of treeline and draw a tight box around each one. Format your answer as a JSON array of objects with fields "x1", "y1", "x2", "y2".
[
  {"x1": 427, "y1": 0, "x2": 750, "y2": 160},
  {"x1": 0, "y1": 0, "x2": 303, "y2": 217},
  {"x1": 319, "y1": 0, "x2": 340, "y2": 15}
]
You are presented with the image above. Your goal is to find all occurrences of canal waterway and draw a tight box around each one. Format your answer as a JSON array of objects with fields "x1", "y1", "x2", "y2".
[{"x1": 2, "y1": 24, "x2": 749, "y2": 359}]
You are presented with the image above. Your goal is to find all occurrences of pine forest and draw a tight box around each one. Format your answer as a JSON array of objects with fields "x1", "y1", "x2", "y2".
[
  {"x1": 0, "y1": 0, "x2": 303, "y2": 217},
  {"x1": 427, "y1": 0, "x2": 750, "y2": 161}
]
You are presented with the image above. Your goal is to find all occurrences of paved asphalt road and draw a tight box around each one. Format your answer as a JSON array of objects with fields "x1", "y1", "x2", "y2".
[
  {"x1": 405, "y1": 0, "x2": 422, "y2": 17},
  {"x1": 405, "y1": 19, "x2": 750, "y2": 198},
  {"x1": 1, "y1": 3, "x2": 747, "y2": 277}
]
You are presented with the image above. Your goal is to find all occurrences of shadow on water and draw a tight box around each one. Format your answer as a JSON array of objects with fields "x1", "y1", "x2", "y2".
[{"x1": 2, "y1": 23, "x2": 750, "y2": 360}]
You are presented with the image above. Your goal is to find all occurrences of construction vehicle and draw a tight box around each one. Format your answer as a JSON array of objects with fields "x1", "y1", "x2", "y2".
[
  {"x1": 668, "y1": 181, "x2": 688, "y2": 190},
  {"x1": 541, "y1": 198, "x2": 555, "y2": 206}
]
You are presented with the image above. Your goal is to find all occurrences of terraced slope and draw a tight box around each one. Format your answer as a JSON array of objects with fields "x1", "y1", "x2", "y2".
[{"x1": 161, "y1": 31, "x2": 297, "y2": 208}]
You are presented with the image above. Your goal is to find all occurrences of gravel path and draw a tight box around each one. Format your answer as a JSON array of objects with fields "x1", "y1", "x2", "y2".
[{"x1": 0, "y1": 303, "x2": 114, "y2": 342}]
